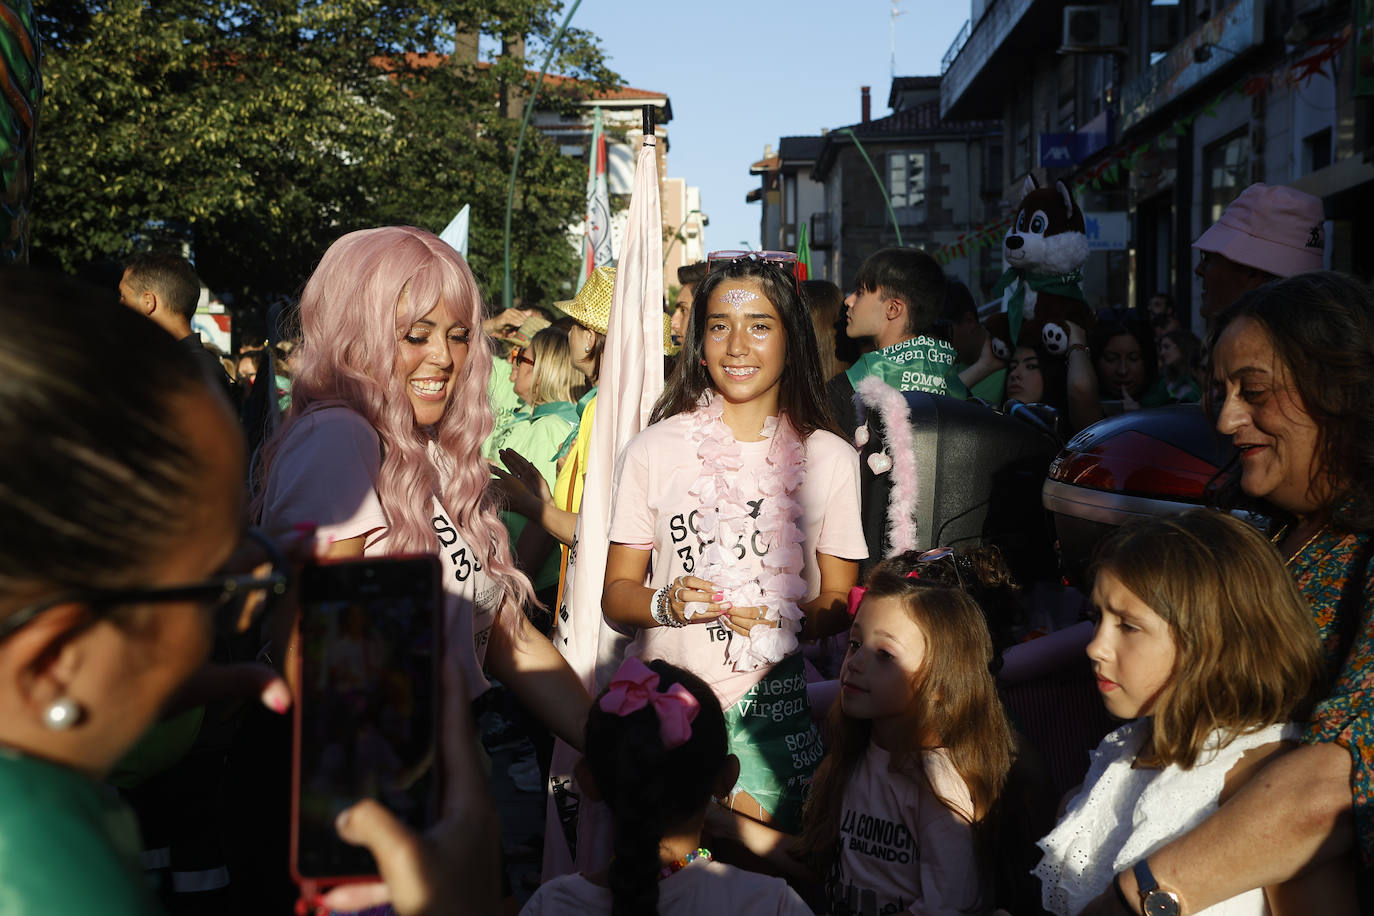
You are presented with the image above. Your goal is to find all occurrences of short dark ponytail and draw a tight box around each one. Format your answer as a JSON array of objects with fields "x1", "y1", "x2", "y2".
[{"x1": 584, "y1": 660, "x2": 727, "y2": 916}]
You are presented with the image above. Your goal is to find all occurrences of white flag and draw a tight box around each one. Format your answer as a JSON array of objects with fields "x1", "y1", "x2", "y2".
[{"x1": 439, "y1": 204, "x2": 470, "y2": 258}]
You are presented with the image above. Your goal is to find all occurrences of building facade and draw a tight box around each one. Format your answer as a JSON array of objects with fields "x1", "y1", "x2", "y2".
[
  {"x1": 941, "y1": 0, "x2": 1372, "y2": 328},
  {"x1": 747, "y1": 80, "x2": 1002, "y2": 291}
]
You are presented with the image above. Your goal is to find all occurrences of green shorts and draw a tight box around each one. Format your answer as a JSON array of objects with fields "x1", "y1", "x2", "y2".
[{"x1": 722, "y1": 654, "x2": 824, "y2": 834}]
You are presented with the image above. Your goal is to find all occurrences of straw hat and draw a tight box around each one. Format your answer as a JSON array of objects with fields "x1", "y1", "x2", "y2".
[
  {"x1": 555, "y1": 265, "x2": 679, "y2": 355},
  {"x1": 554, "y1": 266, "x2": 615, "y2": 336}
]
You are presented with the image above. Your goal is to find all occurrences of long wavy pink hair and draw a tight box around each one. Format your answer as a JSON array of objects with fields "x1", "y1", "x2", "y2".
[{"x1": 260, "y1": 226, "x2": 533, "y2": 632}]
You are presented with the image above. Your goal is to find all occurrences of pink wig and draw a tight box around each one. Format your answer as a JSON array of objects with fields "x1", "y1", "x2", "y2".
[{"x1": 265, "y1": 226, "x2": 532, "y2": 632}]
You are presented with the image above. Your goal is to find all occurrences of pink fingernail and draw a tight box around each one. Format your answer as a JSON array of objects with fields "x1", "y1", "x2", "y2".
[{"x1": 712, "y1": 592, "x2": 724, "y2": 602}]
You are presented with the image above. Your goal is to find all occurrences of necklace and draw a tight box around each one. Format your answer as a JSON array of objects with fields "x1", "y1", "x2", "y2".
[
  {"x1": 1272, "y1": 523, "x2": 1328, "y2": 567},
  {"x1": 658, "y1": 847, "x2": 711, "y2": 881},
  {"x1": 686, "y1": 392, "x2": 807, "y2": 671}
]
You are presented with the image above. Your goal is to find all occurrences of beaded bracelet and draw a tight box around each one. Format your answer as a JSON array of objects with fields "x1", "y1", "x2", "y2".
[
  {"x1": 649, "y1": 585, "x2": 684, "y2": 628},
  {"x1": 1068, "y1": 343, "x2": 1091, "y2": 357}
]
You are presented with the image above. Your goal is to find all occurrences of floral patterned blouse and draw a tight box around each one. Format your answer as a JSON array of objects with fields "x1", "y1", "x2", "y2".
[{"x1": 1287, "y1": 525, "x2": 1374, "y2": 863}]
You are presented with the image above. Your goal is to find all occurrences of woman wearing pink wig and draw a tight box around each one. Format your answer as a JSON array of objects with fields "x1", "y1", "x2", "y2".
[{"x1": 255, "y1": 226, "x2": 589, "y2": 747}]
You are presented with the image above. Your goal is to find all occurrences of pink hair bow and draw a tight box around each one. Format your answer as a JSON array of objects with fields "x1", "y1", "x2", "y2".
[
  {"x1": 846, "y1": 570, "x2": 924, "y2": 617},
  {"x1": 599, "y1": 657, "x2": 700, "y2": 749}
]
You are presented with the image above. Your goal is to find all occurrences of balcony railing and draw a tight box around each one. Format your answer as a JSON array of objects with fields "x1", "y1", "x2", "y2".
[{"x1": 941, "y1": 19, "x2": 971, "y2": 74}]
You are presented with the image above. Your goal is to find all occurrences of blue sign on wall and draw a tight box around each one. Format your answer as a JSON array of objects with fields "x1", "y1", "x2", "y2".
[{"x1": 1040, "y1": 131, "x2": 1110, "y2": 167}]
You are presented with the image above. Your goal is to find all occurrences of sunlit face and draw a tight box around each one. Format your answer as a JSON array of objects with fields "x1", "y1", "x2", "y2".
[
  {"x1": 1087, "y1": 570, "x2": 1176, "y2": 720},
  {"x1": 510, "y1": 347, "x2": 536, "y2": 403},
  {"x1": 841, "y1": 595, "x2": 926, "y2": 746},
  {"x1": 394, "y1": 299, "x2": 470, "y2": 428},
  {"x1": 844, "y1": 286, "x2": 889, "y2": 340},
  {"x1": 568, "y1": 323, "x2": 598, "y2": 381},
  {"x1": 670, "y1": 285, "x2": 693, "y2": 345},
  {"x1": 1097, "y1": 333, "x2": 1146, "y2": 399},
  {"x1": 703, "y1": 280, "x2": 785, "y2": 412},
  {"x1": 1005, "y1": 346, "x2": 1044, "y2": 403},
  {"x1": 1157, "y1": 336, "x2": 1181, "y2": 370},
  {"x1": 1212, "y1": 317, "x2": 1325, "y2": 515}
]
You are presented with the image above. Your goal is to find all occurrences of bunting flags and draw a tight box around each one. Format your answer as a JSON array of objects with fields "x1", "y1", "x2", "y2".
[{"x1": 579, "y1": 106, "x2": 613, "y2": 290}]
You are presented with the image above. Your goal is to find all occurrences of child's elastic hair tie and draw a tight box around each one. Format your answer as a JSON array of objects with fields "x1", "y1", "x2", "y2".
[{"x1": 599, "y1": 657, "x2": 700, "y2": 748}]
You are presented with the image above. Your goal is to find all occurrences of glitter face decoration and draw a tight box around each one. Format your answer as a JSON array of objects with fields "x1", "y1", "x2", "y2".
[{"x1": 720, "y1": 288, "x2": 760, "y2": 309}]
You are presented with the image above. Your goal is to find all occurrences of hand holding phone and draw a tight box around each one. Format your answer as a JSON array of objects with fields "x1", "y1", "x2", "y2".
[
  {"x1": 290, "y1": 555, "x2": 442, "y2": 889},
  {"x1": 318, "y1": 647, "x2": 501, "y2": 916}
]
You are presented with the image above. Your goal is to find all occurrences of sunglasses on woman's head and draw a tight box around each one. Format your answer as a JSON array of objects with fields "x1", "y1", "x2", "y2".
[{"x1": 706, "y1": 249, "x2": 809, "y2": 294}]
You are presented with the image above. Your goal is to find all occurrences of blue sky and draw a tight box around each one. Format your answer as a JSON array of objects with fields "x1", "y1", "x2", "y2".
[{"x1": 567, "y1": 0, "x2": 974, "y2": 254}]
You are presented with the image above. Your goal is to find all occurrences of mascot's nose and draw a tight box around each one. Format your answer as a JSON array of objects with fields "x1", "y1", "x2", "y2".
[{"x1": 1006, "y1": 236, "x2": 1024, "y2": 250}]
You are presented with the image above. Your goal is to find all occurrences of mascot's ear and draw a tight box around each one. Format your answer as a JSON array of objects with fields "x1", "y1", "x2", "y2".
[
  {"x1": 1022, "y1": 174, "x2": 1038, "y2": 200},
  {"x1": 1056, "y1": 180, "x2": 1074, "y2": 220}
]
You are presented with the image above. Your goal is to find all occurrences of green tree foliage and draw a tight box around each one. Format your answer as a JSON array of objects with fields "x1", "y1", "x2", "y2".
[{"x1": 32, "y1": 0, "x2": 619, "y2": 310}]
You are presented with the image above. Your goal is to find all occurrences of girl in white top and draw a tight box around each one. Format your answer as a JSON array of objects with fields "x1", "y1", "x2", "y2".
[
  {"x1": 713, "y1": 548, "x2": 1017, "y2": 916},
  {"x1": 521, "y1": 657, "x2": 810, "y2": 916},
  {"x1": 1035, "y1": 510, "x2": 1339, "y2": 916},
  {"x1": 604, "y1": 253, "x2": 866, "y2": 833},
  {"x1": 255, "y1": 226, "x2": 588, "y2": 746}
]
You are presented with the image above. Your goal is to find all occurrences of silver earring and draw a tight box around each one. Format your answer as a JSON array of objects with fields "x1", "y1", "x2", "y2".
[
  {"x1": 584, "y1": 345, "x2": 591, "y2": 353},
  {"x1": 43, "y1": 696, "x2": 81, "y2": 731}
]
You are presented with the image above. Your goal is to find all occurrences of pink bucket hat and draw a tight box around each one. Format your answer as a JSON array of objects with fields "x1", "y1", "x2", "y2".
[{"x1": 1192, "y1": 183, "x2": 1325, "y2": 278}]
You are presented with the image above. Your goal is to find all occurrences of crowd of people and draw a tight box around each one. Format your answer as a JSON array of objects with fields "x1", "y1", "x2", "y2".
[{"x1": 0, "y1": 177, "x2": 1370, "y2": 916}]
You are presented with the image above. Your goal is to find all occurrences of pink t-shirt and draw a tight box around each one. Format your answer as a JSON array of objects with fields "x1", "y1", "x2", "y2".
[
  {"x1": 607, "y1": 412, "x2": 867, "y2": 706},
  {"x1": 260, "y1": 407, "x2": 503, "y2": 698},
  {"x1": 825, "y1": 744, "x2": 990, "y2": 916},
  {"x1": 520, "y1": 859, "x2": 811, "y2": 915}
]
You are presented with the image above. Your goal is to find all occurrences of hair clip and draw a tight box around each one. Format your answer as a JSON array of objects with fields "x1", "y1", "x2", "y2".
[
  {"x1": 599, "y1": 657, "x2": 700, "y2": 748},
  {"x1": 845, "y1": 569, "x2": 923, "y2": 617}
]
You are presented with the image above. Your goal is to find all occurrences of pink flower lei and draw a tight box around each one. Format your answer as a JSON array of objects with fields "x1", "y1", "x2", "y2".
[{"x1": 685, "y1": 392, "x2": 808, "y2": 670}]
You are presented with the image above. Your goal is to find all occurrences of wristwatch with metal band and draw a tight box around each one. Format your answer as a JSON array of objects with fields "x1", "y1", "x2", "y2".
[{"x1": 1132, "y1": 859, "x2": 1182, "y2": 916}]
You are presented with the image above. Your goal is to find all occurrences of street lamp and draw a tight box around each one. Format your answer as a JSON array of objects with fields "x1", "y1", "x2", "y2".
[{"x1": 662, "y1": 207, "x2": 706, "y2": 266}]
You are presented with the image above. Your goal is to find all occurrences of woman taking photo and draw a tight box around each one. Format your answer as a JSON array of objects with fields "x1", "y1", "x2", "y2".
[
  {"x1": 602, "y1": 253, "x2": 867, "y2": 832},
  {"x1": 1084, "y1": 271, "x2": 1371, "y2": 914},
  {"x1": 255, "y1": 226, "x2": 588, "y2": 747},
  {"x1": 0, "y1": 270, "x2": 503, "y2": 915}
]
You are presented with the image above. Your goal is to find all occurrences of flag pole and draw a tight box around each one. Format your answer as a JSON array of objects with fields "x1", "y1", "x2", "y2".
[{"x1": 501, "y1": 0, "x2": 585, "y2": 310}]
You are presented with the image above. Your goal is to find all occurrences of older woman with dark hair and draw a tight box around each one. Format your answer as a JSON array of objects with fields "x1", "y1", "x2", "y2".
[{"x1": 1085, "y1": 270, "x2": 1373, "y2": 915}]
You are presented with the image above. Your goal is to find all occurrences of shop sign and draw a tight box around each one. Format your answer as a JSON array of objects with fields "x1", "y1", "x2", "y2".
[
  {"x1": 1040, "y1": 131, "x2": 1109, "y2": 167},
  {"x1": 1083, "y1": 212, "x2": 1129, "y2": 251},
  {"x1": 1119, "y1": 0, "x2": 1265, "y2": 131}
]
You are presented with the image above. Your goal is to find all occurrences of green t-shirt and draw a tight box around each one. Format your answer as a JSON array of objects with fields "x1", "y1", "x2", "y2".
[
  {"x1": 845, "y1": 336, "x2": 970, "y2": 400},
  {"x1": 487, "y1": 401, "x2": 579, "y2": 591},
  {"x1": 484, "y1": 360, "x2": 524, "y2": 449},
  {"x1": 0, "y1": 749, "x2": 160, "y2": 914},
  {"x1": 955, "y1": 363, "x2": 1006, "y2": 404}
]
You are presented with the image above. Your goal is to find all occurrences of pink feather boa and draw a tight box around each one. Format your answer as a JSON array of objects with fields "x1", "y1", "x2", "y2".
[{"x1": 855, "y1": 376, "x2": 918, "y2": 556}]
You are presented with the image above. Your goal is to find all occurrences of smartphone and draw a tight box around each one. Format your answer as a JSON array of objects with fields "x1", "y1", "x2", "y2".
[{"x1": 290, "y1": 555, "x2": 442, "y2": 885}]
